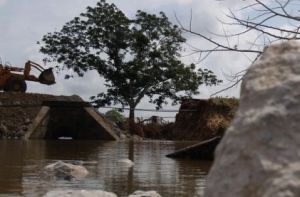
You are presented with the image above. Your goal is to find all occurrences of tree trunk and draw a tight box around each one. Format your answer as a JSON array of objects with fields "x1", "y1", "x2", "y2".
[{"x1": 129, "y1": 106, "x2": 135, "y2": 135}]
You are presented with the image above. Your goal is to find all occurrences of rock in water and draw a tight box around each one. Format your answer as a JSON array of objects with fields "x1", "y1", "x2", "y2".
[
  {"x1": 128, "y1": 190, "x2": 161, "y2": 197},
  {"x1": 117, "y1": 159, "x2": 134, "y2": 167},
  {"x1": 44, "y1": 190, "x2": 117, "y2": 197},
  {"x1": 204, "y1": 41, "x2": 300, "y2": 197},
  {"x1": 45, "y1": 161, "x2": 88, "y2": 180}
]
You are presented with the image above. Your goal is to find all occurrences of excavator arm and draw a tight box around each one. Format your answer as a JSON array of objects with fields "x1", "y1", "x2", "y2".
[
  {"x1": 0, "y1": 60, "x2": 55, "y2": 92},
  {"x1": 24, "y1": 61, "x2": 39, "y2": 81},
  {"x1": 23, "y1": 61, "x2": 55, "y2": 85}
]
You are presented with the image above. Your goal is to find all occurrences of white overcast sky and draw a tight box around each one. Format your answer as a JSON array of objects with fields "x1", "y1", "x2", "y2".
[{"x1": 0, "y1": 0, "x2": 258, "y2": 118}]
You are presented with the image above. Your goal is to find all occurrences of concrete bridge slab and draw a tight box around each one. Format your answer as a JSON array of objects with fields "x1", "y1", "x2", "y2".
[{"x1": 26, "y1": 101, "x2": 119, "y2": 140}]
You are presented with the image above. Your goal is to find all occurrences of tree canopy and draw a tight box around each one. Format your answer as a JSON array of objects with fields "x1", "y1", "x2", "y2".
[{"x1": 40, "y1": 0, "x2": 221, "y2": 132}]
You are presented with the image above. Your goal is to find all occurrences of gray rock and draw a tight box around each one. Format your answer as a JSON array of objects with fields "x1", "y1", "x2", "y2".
[
  {"x1": 24, "y1": 118, "x2": 31, "y2": 125},
  {"x1": 45, "y1": 161, "x2": 88, "y2": 180},
  {"x1": 131, "y1": 135, "x2": 143, "y2": 142},
  {"x1": 0, "y1": 123, "x2": 8, "y2": 135},
  {"x1": 117, "y1": 159, "x2": 134, "y2": 167},
  {"x1": 204, "y1": 41, "x2": 300, "y2": 197},
  {"x1": 13, "y1": 101, "x2": 21, "y2": 105},
  {"x1": 128, "y1": 190, "x2": 161, "y2": 197},
  {"x1": 43, "y1": 190, "x2": 117, "y2": 197},
  {"x1": 119, "y1": 133, "x2": 127, "y2": 140},
  {"x1": 14, "y1": 128, "x2": 25, "y2": 139}
]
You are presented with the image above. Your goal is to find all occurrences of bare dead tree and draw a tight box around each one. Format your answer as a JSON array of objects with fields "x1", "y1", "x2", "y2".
[{"x1": 178, "y1": 0, "x2": 300, "y2": 96}]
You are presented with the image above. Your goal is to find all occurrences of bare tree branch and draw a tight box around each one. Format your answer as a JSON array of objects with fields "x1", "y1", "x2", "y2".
[{"x1": 179, "y1": 0, "x2": 300, "y2": 96}]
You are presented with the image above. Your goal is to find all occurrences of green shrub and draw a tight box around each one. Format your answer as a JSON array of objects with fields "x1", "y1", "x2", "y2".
[{"x1": 104, "y1": 109, "x2": 125, "y2": 123}]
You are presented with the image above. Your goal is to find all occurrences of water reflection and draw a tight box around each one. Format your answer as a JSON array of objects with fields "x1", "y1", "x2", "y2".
[
  {"x1": 0, "y1": 140, "x2": 211, "y2": 197},
  {"x1": 0, "y1": 141, "x2": 25, "y2": 195}
]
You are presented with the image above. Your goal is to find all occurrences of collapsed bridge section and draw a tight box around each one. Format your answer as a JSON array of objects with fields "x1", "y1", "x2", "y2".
[
  {"x1": 26, "y1": 101, "x2": 119, "y2": 140},
  {"x1": 0, "y1": 93, "x2": 119, "y2": 140}
]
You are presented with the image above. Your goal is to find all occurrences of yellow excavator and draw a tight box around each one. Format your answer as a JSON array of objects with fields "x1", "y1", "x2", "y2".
[{"x1": 0, "y1": 60, "x2": 55, "y2": 92}]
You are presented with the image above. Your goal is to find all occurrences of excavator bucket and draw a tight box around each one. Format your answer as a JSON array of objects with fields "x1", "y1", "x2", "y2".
[{"x1": 38, "y1": 68, "x2": 55, "y2": 85}]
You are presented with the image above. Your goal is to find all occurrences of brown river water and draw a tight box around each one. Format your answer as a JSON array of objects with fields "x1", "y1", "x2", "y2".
[{"x1": 0, "y1": 140, "x2": 211, "y2": 197}]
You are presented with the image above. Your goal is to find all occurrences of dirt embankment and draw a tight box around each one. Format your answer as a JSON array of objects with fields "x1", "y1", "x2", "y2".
[
  {"x1": 170, "y1": 98, "x2": 239, "y2": 141},
  {"x1": 0, "y1": 92, "x2": 82, "y2": 138}
]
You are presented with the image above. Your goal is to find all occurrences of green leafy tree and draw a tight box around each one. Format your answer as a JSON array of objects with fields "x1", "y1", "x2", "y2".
[
  {"x1": 40, "y1": 0, "x2": 222, "y2": 133},
  {"x1": 105, "y1": 109, "x2": 125, "y2": 124}
]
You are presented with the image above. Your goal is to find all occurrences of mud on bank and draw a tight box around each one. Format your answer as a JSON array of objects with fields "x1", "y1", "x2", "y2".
[
  {"x1": 171, "y1": 98, "x2": 239, "y2": 141},
  {"x1": 138, "y1": 98, "x2": 239, "y2": 141}
]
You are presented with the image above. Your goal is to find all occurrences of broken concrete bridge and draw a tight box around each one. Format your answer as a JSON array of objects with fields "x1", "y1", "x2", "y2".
[{"x1": 0, "y1": 93, "x2": 119, "y2": 140}]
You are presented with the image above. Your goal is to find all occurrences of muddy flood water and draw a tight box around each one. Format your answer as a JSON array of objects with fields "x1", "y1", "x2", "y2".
[{"x1": 0, "y1": 140, "x2": 211, "y2": 197}]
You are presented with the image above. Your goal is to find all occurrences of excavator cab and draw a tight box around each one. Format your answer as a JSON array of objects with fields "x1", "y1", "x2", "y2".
[{"x1": 0, "y1": 60, "x2": 55, "y2": 93}]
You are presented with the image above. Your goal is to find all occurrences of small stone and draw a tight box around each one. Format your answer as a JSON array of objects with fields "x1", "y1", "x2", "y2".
[
  {"x1": 43, "y1": 190, "x2": 117, "y2": 197},
  {"x1": 22, "y1": 126, "x2": 28, "y2": 132},
  {"x1": 0, "y1": 123, "x2": 9, "y2": 135},
  {"x1": 117, "y1": 159, "x2": 134, "y2": 167},
  {"x1": 128, "y1": 190, "x2": 162, "y2": 197},
  {"x1": 24, "y1": 118, "x2": 31, "y2": 124},
  {"x1": 14, "y1": 101, "x2": 21, "y2": 105},
  {"x1": 15, "y1": 129, "x2": 25, "y2": 138},
  {"x1": 120, "y1": 133, "x2": 127, "y2": 139},
  {"x1": 131, "y1": 135, "x2": 143, "y2": 142}
]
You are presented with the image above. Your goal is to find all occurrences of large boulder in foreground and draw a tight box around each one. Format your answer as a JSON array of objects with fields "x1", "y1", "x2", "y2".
[{"x1": 205, "y1": 41, "x2": 300, "y2": 197}]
